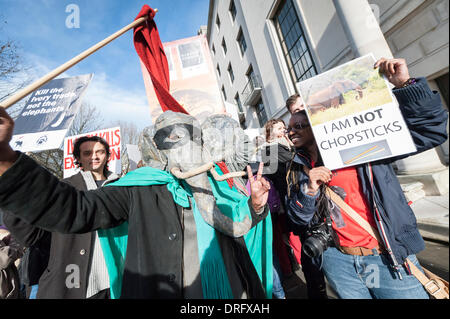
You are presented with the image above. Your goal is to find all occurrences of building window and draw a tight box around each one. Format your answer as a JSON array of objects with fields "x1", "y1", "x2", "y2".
[
  {"x1": 237, "y1": 28, "x2": 247, "y2": 56},
  {"x1": 216, "y1": 64, "x2": 221, "y2": 77},
  {"x1": 212, "y1": 44, "x2": 216, "y2": 56},
  {"x1": 273, "y1": 0, "x2": 317, "y2": 82},
  {"x1": 234, "y1": 92, "x2": 243, "y2": 112},
  {"x1": 229, "y1": 0, "x2": 237, "y2": 22},
  {"x1": 255, "y1": 98, "x2": 268, "y2": 127},
  {"x1": 221, "y1": 85, "x2": 227, "y2": 101},
  {"x1": 222, "y1": 37, "x2": 227, "y2": 55},
  {"x1": 228, "y1": 63, "x2": 234, "y2": 83},
  {"x1": 216, "y1": 15, "x2": 221, "y2": 30},
  {"x1": 246, "y1": 65, "x2": 255, "y2": 83}
]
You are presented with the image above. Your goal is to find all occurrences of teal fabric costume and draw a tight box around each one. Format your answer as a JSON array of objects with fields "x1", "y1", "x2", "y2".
[{"x1": 98, "y1": 166, "x2": 272, "y2": 299}]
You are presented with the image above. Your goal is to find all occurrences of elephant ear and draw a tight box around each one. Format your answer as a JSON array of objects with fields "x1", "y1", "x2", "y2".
[
  {"x1": 138, "y1": 125, "x2": 168, "y2": 171},
  {"x1": 201, "y1": 114, "x2": 253, "y2": 170}
]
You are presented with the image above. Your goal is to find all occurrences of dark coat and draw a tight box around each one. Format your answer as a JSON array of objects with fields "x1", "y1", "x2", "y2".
[
  {"x1": 0, "y1": 157, "x2": 267, "y2": 299},
  {"x1": 2, "y1": 171, "x2": 117, "y2": 299},
  {"x1": 286, "y1": 77, "x2": 448, "y2": 264}
]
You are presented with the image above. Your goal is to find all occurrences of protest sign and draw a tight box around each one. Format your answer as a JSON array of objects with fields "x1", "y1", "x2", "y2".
[
  {"x1": 296, "y1": 54, "x2": 416, "y2": 170},
  {"x1": 125, "y1": 144, "x2": 142, "y2": 171},
  {"x1": 140, "y1": 34, "x2": 226, "y2": 123},
  {"x1": 63, "y1": 126, "x2": 121, "y2": 178},
  {"x1": 10, "y1": 74, "x2": 93, "y2": 153}
]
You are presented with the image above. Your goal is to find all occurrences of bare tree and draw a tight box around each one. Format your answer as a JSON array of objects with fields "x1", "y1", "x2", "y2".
[
  {"x1": 0, "y1": 19, "x2": 32, "y2": 118},
  {"x1": 110, "y1": 120, "x2": 143, "y2": 174},
  {"x1": 68, "y1": 102, "x2": 105, "y2": 135},
  {"x1": 111, "y1": 120, "x2": 141, "y2": 145}
]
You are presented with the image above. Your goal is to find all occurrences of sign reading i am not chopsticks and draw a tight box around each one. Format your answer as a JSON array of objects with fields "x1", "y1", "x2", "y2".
[{"x1": 296, "y1": 54, "x2": 416, "y2": 170}]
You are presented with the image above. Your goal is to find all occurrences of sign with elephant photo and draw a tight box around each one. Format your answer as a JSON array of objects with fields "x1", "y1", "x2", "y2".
[{"x1": 296, "y1": 54, "x2": 416, "y2": 170}]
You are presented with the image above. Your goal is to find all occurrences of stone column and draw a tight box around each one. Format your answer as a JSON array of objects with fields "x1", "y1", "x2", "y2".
[
  {"x1": 333, "y1": 0, "x2": 393, "y2": 60},
  {"x1": 333, "y1": 0, "x2": 448, "y2": 195}
]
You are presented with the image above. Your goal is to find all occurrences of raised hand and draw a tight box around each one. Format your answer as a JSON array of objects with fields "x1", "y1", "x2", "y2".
[
  {"x1": 247, "y1": 162, "x2": 270, "y2": 212},
  {"x1": 374, "y1": 58, "x2": 411, "y2": 88}
]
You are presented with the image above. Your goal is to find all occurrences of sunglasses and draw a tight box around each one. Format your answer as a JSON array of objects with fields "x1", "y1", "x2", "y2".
[{"x1": 287, "y1": 121, "x2": 311, "y2": 133}]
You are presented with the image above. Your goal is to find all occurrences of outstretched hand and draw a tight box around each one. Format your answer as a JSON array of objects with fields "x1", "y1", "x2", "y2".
[
  {"x1": 374, "y1": 58, "x2": 410, "y2": 88},
  {"x1": 247, "y1": 162, "x2": 270, "y2": 212}
]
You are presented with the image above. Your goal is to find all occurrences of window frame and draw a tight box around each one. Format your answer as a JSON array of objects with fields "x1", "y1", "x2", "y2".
[{"x1": 272, "y1": 0, "x2": 317, "y2": 83}]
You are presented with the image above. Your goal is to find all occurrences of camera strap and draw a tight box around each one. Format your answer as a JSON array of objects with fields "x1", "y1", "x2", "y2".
[
  {"x1": 325, "y1": 186, "x2": 449, "y2": 299},
  {"x1": 324, "y1": 186, "x2": 383, "y2": 244}
]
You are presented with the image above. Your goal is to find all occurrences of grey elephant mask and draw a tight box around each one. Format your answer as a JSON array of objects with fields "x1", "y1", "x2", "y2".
[{"x1": 139, "y1": 111, "x2": 254, "y2": 237}]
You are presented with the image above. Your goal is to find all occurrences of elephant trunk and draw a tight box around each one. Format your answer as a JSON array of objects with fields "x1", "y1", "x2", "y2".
[
  {"x1": 356, "y1": 87, "x2": 363, "y2": 100},
  {"x1": 184, "y1": 172, "x2": 252, "y2": 238}
]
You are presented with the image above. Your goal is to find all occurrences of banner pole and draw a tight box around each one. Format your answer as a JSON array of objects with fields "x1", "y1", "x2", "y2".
[{"x1": 1, "y1": 10, "x2": 158, "y2": 110}]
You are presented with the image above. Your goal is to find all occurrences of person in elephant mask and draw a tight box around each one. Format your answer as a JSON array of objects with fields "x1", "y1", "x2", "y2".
[{"x1": 0, "y1": 110, "x2": 273, "y2": 299}]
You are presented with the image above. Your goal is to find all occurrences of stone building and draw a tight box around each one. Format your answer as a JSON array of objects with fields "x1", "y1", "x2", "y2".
[{"x1": 206, "y1": 0, "x2": 449, "y2": 195}]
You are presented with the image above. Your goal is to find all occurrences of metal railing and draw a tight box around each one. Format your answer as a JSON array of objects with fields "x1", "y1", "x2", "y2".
[{"x1": 241, "y1": 73, "x2": 262, "y2": 106}]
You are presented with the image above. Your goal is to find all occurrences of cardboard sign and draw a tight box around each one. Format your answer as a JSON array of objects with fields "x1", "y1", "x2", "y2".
[
  {"x1": 63, "y1": 126, "x2": 121, "y2": 178},
  {"x1": 125, "y1": 144, "x2": 142, "y2": 171},
  {"x1": 10, "y1": 74, "x2": 93, "y2": 152},
  {"x1": 296, "y1": 54, "x2": 416, "y2": 170},
  {"x1": 140, "y1": 35, "x2": 226, "y2": 124}
]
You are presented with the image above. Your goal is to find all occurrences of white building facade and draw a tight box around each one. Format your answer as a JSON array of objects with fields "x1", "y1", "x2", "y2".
[{"x1": 207, "y1": 0, "x2": 449, "y2": 195}]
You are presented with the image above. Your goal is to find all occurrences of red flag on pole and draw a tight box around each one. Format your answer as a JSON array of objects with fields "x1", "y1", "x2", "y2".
[{"x1": 133, "y1": 5, "x2": 189, "y2": 114}]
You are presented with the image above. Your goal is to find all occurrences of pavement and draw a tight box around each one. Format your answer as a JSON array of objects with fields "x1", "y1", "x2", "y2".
[{"x1": 410, "y1": 192, "x2": 449, "y2": 243}]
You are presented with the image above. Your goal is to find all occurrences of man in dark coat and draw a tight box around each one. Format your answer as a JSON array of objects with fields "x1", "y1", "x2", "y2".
[
  {"x1": 2, "y1": 136, "x2": 119, "y2": 299},
  {"x1": 0, "y1": 111, "x2": 271, "y2": 299}
]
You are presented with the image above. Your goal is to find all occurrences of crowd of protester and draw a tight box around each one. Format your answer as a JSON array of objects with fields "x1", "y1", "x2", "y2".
[{"x1": 0, "y1": 58, "x2": 447, "y2": 299}]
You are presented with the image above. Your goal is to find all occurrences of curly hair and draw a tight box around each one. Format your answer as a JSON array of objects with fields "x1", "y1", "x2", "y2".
[
  {"x1": 73, "y1": 136, "x2": 110, "y2": 174},
  {"x1": 264, "y1": 118, "x2": 286, "y2": 142}
]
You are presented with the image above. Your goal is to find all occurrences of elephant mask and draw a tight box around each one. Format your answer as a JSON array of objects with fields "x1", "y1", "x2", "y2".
[{"x1": 139, "y1": 111, "x2": 255, "y2": 237}]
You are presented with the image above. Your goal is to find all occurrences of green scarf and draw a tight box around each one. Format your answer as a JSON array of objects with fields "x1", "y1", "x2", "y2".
[{"x1": 98, "y1": 166, "x2": 272, "y2": 299}]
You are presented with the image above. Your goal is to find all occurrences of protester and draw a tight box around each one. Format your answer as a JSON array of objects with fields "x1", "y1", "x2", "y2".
[
  {"x1": 0, "y1": 226, "x2": 23, "y2": 299},
  {"x1": 3, "y1": 136, "x2": 120, "y2": 299},
  {"x1": 260, "y1": 119, "x2": 302, "y2": 297},
  {"x1": 285, "y1": 58, "x2": 448, "y2": 299},
  {"x1": 0, "y1": 111, "x2": 272, "y2": 299},
  {"x1": 283, "y1": 101, "x2": 329, "y2": 299},
  {"x1": 285, "y1": 93, "x2": 305, "y2": 114}
]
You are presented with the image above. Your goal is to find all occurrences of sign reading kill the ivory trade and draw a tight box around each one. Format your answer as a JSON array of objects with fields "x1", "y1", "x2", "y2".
[
  {"x1": 10, "y1": 74, "x2": 93, "y2": 153},
  {"x1": 296, "y1": 54, "x2": 416, "y2": 170},
  {"x1": 63, "y1": 126, "x2": 121, "y2": 178}
]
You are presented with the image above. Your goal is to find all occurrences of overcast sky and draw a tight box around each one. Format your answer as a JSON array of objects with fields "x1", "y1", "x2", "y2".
[{"x1": 0, "y1": 0, "x2": 210, "y2": 130}]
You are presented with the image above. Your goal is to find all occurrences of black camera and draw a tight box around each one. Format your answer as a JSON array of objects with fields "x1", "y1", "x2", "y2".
[{"x1": 302, "y1": 217, "x2": 335, "y2": 258}]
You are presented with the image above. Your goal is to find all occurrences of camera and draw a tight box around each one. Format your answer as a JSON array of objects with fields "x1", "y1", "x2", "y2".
[{"x1": 302, "y1": 218, "x2": 335, "y2": 258}]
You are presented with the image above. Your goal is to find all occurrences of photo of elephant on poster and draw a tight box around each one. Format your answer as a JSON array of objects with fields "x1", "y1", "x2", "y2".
[
  {"x1": 298, "y1": 55, "x2": 393, "y2": 126},
  {"x1": 306, "y1": 79, "x2": 363, "y2": 114}
]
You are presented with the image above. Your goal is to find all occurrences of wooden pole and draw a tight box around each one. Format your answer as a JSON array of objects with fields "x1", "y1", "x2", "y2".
[{"x1": 1, "y1": 9, "x2": 158, "y2": 110}]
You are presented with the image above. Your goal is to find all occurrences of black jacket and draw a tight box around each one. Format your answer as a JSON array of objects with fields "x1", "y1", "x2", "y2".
[
  {"x1": 0, "y1": 157, "x2": 267, "y2": 299},
  {"x1": 3, "y1": 171, "x2": 118, "y2": 299}
]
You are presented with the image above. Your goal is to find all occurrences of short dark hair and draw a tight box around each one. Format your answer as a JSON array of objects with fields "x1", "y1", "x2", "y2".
[
  {"x1": 285, "y1": 93, "x2": 300, "y2": 112},
  {"x1": 73, "y1": 136, "x2": 110, "y2": 173}
]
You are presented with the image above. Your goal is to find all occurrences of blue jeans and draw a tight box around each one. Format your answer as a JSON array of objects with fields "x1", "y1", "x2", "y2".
[
  {"x1": 322, "y1": 247, "x2": 429, "y2": 299},
  {"x1": 29, "y1": 284, "x2": 38, "y2": 299},
  {"x1": 272, "y1": 253, "x2": 286, "y2": 299}
]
